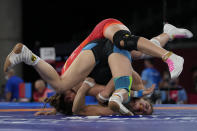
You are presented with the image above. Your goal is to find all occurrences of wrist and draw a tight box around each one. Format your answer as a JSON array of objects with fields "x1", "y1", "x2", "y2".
[{"x1": 133, "y1": 90, "x2": 144, "y2": 98}]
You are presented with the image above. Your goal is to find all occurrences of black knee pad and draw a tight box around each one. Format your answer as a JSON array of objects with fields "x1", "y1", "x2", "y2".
[{"x1": 113, "y1": 30, "x2": 140, "y2": 51}]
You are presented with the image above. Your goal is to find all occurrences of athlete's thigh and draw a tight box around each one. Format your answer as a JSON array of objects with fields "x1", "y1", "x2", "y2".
[
  {"x1": 104, "y1": 24, "x2": 130, "y2": 42},
  {"x1": 108, "y1": 53, "x2": 133, "y2": 77},
  {"x1": 60, "y1": 50, "x2": 96, "y2": 88}
]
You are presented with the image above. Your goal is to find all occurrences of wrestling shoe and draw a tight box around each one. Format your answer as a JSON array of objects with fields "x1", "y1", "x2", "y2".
[
  {"x1": 163, "y1": 52, "x2": 184, "y2": 79},
  {"x1": 109, "y1": 93, "x2": 134, "y2": 116},
  {"x1": 164, "y1": 23, "x2": 193, "y2": 40},
  {"x1": 4, "y1": 43, "x2": 40, "y2": 72}
]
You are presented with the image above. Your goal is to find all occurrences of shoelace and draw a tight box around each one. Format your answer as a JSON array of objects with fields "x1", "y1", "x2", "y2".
[{"x1": 166, "y1": 58, "x2": 174, "y2": 72}]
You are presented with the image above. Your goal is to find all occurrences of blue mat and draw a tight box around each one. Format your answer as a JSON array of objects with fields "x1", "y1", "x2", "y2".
[{"x1": 0, "y1": 103, "x2": 197, "y2": 131}]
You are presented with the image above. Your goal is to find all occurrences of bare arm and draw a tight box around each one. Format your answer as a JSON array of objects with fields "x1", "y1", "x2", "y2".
[
  {"x1": 97, "y1": 79, "x2": 114, "y2": 97},
  {"x1": 72, "y1": 80, "x2": 113, "y2": 116},
  {"x1": 87, "y1": 84, "x2": 105, "y2": 96},
  {"x1": 131, "y1": 68, "x2": 155, "y2": 96},
  {"x1": 74, "y1": 105, "x2": 113, "y2": 116},
  {"x1": 131, "y1": 69, "x2": 145, "y2": 91},
  {"x1": 34, "y1": 108, "x2": 57, "y2": 116},
  {"x1": 96, "y1": 79, "x2": 115, "y2": 103},
  {"x1": 130, "y1": 84, "x2": 155, "y2": 97}
]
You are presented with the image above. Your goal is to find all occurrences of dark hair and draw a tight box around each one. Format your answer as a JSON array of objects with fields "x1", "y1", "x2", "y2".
[
  {"x1": 146, "y1": 98, "x2": 154, "y2": 115},
  {"x1": 44, "y1": 93, "x2": 73, "y2": 115},
  {"x1": 145, "y1": 58, "x2": 155, "y2": 65},
  {"x1": 141, "y1": 97, "x2": 154, "y2": 115},
  {"x1": 126, "y1": 98, "x2": 154, "y2": 115}
]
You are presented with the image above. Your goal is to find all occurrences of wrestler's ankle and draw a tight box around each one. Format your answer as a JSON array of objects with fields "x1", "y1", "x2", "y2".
[{"x1": 162, "y1": 51, "x2": 173, "y2": 62}]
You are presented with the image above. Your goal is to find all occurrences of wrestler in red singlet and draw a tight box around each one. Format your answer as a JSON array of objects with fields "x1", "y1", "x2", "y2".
[{"x1": 61, "y1": 18, "x2": 123, "y2": 75}]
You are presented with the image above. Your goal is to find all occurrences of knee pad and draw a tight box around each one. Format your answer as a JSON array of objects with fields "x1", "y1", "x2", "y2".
[
  {"x1": 113, "y1": 30, "x2": 140, "y2": 51},
  {"x1": 114, "y1": 76, "x2": 133, "y2": 92}
]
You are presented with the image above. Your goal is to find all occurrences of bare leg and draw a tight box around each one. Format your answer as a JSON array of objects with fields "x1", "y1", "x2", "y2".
[
  {"x1": 138, "y1": 33, "x2": 172, "y2": 56},
  {"x1": 104, "y1": 23, "x2": 192, "y2": 58},
  {"x1": 108, "y1": 53, "x2": 134, "y2": 115},
  {"x1": 34, "y1": 60, "x2": 62, "y2": 91},
  {"x1": 108, "y1": 53, "x2": 132, "y2": 77},
  {"x1": 35, "y1": 50, "x2": 95, "y2": 92},
  {"x1": 104, "y1": 24, "x2": 168, "y2": 58},
  {"x1": 153, "y1": 33, "x2": 170, "y2": 47},
  {"x1": 137, "y1": 37, "x2": 167, "y2": 58},
  {"x1": 131, "y1": 33, "x2": 170, "y2": 60},
  {"x1": 104, "y1": 24, "x2": 184, "y2": 79},
  {"x1": 97, "y1": 68, "x2": 145, "y2": 104},
  {"x1": 4, "y1": 43, "x2": 96, "y2": 92}
]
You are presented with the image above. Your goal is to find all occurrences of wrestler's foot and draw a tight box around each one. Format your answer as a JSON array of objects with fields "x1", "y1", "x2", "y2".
[
  {"x1": 164, "y1": 23, "x2": 193, "y2": 40},
  {"x1": 4, "y1": 43, "x2": 40, "y2": 72},
  {"x1": 109, "y1": 92, "x2": 134, "y2": 116},
  {"x1": 163, "y1": 52, "x2": 184, "y2": 79}
]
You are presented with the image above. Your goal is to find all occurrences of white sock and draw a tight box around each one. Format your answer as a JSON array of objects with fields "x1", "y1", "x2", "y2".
[
  {"x1": 150, "y1": 38, "x2": 161, "y2": 47},
  {"x1": 22, "y1": 45, "x2": 41, "y2": 66}
]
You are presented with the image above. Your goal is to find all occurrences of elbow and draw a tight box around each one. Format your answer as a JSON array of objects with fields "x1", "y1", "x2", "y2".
[
  {"x1": 72, "y1": 107, "x2": 79, "y2": 114},
  {"x1": 72, "y1": 108, "x2": 76, "y2": 114},
  {"x1": 72, "y1": 106, "x2": 85, "y2": 115}
]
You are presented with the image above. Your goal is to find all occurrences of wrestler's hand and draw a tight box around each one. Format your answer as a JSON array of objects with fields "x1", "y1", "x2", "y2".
[
  {"x1": 96, "y1": 92, "x2": 109, "y2": 106},
  {"x1": 45, "y1": 111, "x2": 57, "y2": 115},
  {"x1": 34, "y1": 111, "x2": 46, "y2": 116},
  {"x1": 142, "y1": 84, "x2": 155, "y2": 96},
  {"x1": 81, "y1": 77, "x2": 95, "y2": 91},
  {"x1": 34, "y1": 111, "x2": 56, "y2": 116},
  {"x1": 96, "y1": 79, "x2": 114, "y2": 105},
  {"x1": 34, "y1": 109, "x2": 57, "y2": 116},
  {"x1": 78, "y1": 77, "x2": 95, "y2": 94}
]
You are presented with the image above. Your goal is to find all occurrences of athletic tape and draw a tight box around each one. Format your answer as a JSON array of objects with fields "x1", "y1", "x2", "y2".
[
  {"x1": 83, "y1": 80, "x2": 95, "y2": 87},
  {"x1": 133, "y1": 90, "x2": 144, "y2": 98},
  {"x1": 98, "y1": 93, "x2": 109, "y2": 101}
]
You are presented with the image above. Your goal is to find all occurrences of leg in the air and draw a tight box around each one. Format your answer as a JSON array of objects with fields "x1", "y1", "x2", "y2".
[
  {"x1": 4, "y1": 43, "x2": 96, "y2": 92},
  {"x1": 107, "y1": 53, "x2": 134, "y2": 115}
]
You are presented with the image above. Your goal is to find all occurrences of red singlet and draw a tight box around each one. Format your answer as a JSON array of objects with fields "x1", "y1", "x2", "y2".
[{"x1": 61, "y1": 18, "x2": 123, "y2": 75}]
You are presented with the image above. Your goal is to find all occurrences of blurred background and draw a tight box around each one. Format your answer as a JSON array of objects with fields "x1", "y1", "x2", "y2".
[{"x1": 0, "y1": 0, "x2": 197, "y2": 104}]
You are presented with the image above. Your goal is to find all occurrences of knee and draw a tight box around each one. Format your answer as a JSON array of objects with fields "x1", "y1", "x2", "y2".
[{"x1": 113, "y1": 30, "x2": 140, "y2": 51}]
